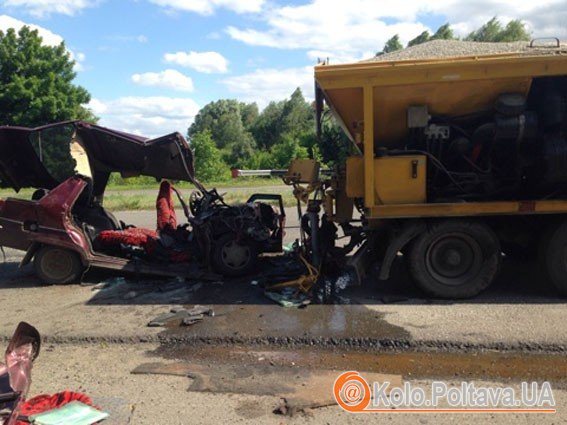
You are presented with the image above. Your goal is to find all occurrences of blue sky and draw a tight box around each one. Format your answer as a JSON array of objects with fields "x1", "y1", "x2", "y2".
[{"x1": 1, "y1": 0, "x2": 566, "y2": 136}]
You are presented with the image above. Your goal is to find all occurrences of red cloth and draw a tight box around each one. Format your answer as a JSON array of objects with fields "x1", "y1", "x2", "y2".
[
  {"x1": 17, "y1": 391, "x2": 100, "y2": 424},
  {"x1": 95, "y1": 181, "x2": 190, "y2": 263},
  {"x1": 156, "y1": 180, "x2": 177, "y2": 232},
  {"x1": 97, "y1": 227, "x2": 158, "y2": 253}
]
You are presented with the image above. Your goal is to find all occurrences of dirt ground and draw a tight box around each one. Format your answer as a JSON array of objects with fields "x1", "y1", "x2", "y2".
[{"x1": 0, "y1": 210, "x2": 565, "y2": 424}]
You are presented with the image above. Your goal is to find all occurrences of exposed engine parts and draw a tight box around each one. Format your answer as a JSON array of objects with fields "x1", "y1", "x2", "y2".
[{"x1": 404, "y1": 76, "x2": 567, "y2": 201}]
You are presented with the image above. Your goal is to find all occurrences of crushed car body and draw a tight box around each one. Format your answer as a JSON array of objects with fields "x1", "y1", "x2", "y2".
[{"x1": 0, "y1": 121, "x2": 284, "y2": 283}]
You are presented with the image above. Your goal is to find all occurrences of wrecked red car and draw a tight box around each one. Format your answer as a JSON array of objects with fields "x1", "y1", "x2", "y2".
[{"x1": 0, "y1": 121, "x2": 284, "y2": 283}]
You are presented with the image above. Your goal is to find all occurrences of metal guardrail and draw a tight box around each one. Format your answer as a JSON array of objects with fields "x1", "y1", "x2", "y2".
[{"x1": 231, "y1": 169, "x2": 334, "y2": 178}]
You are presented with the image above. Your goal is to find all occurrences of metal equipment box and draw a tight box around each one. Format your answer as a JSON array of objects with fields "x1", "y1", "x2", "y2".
[{"x1": 346, "y1": 155, "x2": 427, "y2": 204}]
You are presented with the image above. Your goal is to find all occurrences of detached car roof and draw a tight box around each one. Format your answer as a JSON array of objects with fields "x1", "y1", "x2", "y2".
[{"x1": 0, "y1": 121, "x2": 196, "y2": 193}]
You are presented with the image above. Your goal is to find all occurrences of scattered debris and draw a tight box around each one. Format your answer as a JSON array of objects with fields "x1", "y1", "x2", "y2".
[
  {"x1": 265, "y1": 289, "x2": 311, "y2": 308},
  {"x1": 181, "y1": 315, "x2": 204, "y2": 326},
  {"x1": 313, "y1": 270, "x2": 356, "y2": 304},
  {"x1": 147, "y1": 305, "x2": 214, "y2": 327},
  {"x1": 29, "y1": 400, "x2": 109, "y2": 425}
]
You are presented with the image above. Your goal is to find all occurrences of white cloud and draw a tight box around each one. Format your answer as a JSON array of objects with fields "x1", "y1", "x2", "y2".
[
  {"x1": 131, "y1": 69, "x2": 194, "y2": 92},
  {"x1": 86, "y1": 96, "x2": 200, "y2": 137},
  {"x1": 164, "y1": 50, "x2": 229, "y2": 74},
  {"x1": 0, "y1": 15, "x2": 86, "y2": 72},
  {"x1": 1, "y1": 0, "x2": 96, "y2": 18},
  {"x1": 226, "y1": 0, "x2": 567, "y2": 62},
  {"x1": 71, "y1": 51, "x2": 86, "y2": 72},
  {"x1": 0, "y1": 14, "x2": 62, "y2": 45},
  {"x1": 222, "y1": 66, "x2": 313, "y2": 108},
  {"x1": 148, "y1": 0, "x2": 264, "y2": 16}
]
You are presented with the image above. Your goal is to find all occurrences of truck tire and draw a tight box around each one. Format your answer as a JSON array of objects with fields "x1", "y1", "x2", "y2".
[
  {"x1": 539, "y1": 220, "x2": 567, "y2": 296},
  {"x1": 34, "y1": 246, "x2": 85, "y2": 284},
  {"x1": 211, "y1": 233, "x2": 258, "y2": 277},
  {"x1": 408, "y1": 220, "x2": 501, "y2": 299}
]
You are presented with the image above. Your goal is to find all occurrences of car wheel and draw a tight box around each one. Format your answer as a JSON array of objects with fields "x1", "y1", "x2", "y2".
[
  {"x1": 408, "y1": 220, "x2": 501, "y2": 299},
  {"x1": 212, "y1": 233, "x2": 258, "y2": 277},
  {"x1": 34, "y1": 246, "x2": 85, "y2": 284}
]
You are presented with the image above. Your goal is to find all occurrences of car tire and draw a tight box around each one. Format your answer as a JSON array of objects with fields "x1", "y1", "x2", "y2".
[
  {"x1": 211, "y1": 233, "x2": 258, "y2": 277},
  {"x1": 34, "y1": 246, "x2": 85, "y2": 284},
  {"x1": 408, "y1": 220, "x2": 501, "y2": 299}
]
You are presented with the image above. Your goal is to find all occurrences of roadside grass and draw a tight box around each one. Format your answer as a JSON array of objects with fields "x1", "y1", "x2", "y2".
[
  {"x1": 103, "y1": 187, "x2": 296, "y2": 211},
  {"x1": 0, "y1": 178, "x2": 293, "y2": 212},
  {"x1": 107, "y1": 176, "x2": 285, "y2": 191}
]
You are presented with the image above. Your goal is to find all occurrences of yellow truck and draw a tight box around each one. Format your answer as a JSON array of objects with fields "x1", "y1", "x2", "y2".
[{"x1": 287, "y1": 41, "x2": 567, "y2": 298}]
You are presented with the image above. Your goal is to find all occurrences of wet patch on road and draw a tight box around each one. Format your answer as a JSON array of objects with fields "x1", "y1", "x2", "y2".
[{"x1": 153, "y1": 343, "x2": 567, "y2": 386}]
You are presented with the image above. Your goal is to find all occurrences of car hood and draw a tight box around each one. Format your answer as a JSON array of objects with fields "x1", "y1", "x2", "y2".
[{"x1": 0, "y1": 121, "x2": 196, "y2": 194}]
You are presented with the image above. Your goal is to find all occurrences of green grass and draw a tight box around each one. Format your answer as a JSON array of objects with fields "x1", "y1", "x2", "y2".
[
  {"x1": 106, "y1": 176, "x2": 285, "y2": 191},
  {"x1": 0, "y1": 179, "x2": 296, "y2": 212},
  {"x1": 103, "y1": 187, "x2": 296, "y2": 211},
  {"x1": 0, "y1": 188, "x2": 34, "y2": 200}
]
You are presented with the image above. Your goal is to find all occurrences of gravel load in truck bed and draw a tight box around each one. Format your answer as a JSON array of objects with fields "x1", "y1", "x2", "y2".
[{"x1": 363, "y1": 39, "x2": 566, "y2": 63}]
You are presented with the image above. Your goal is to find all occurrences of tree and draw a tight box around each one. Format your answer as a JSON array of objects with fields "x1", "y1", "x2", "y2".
[
  {"x1": 188, "y1": 99, "x2": 257, "y2": 167},
  {"x1": 251, "y1": 100, "x2": 285, "y2": 150},
  {"x1": 378, "y1": 34, "x2": 403, "y2": 56},
  {"x1": 189, "y1": 100, "x2": 246, "y2": 149},
  {"x1": 319, "y1": 111, "x2": 351, "y2": 166},
  {"x1": 407, "y1": 31, "x2": 431, "y2": 47},
  {"x1": 239, "y1": 102, "x2": 259, "y2": 130},
  {"x1": 251, "y1": 88, "x2": 314, "y2": 150},
  {"x1": 465, "y1": 17, "x2": 529, "y2": 42},
  {"x1": 281, "y1": 88, "x2": 314, "y2": 140},
  {"x1": 269, "y1": 133, "x2": 309, "y2": 169},
  {"x1": 190, "y1": 130, "x2": 230, "y2": 182},
  {"x1": 431, "y1": 23, "x2": 455, "y2": 41},
  {"x1": 465, "y1": 17, "x2": 502, "y2": 42},
  {"x1": 0, "y1": 26, "x2": 95, "y2": 127},
  {"x1": 498, "y1": 20, "x2": 531, "y2": 42}
]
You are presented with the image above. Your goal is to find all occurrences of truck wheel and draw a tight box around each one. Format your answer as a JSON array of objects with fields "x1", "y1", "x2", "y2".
[
  {"x1": 34, "y1": 246, "x2": 84, "y2": 284},
  {"x1": 211, "y1": 233, "x2": 258, "y2": 277},
  {"x1": 408, "y1": 220, "x2": 501, "y2": 299},
  {"x1": 539, "y1": 220, "x2": 567, "y2": 296}
]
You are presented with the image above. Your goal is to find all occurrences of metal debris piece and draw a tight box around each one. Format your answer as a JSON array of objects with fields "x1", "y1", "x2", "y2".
[
  {"x1": 147, "y1": 305, "x2": 214, "y2": 327},
  {"x1": 147, "y1": 312, "x2": 179, "y2": 327},
  {"x1": 185, "y1": 305, "x2": 214, "y2": 317},
  {"x1": 265, "y1": 289, "x2": 311, "y2": 308},
  {"x1": 181, "y1": 315, "x2": 204, "y2": 326}
]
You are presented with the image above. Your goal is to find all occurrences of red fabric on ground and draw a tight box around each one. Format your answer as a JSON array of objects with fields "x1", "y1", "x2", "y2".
[
  {"x1": 156, "y1": 180, "x2": 177, "y2": 232},
  {"x1": 17, "y1": 391, "x2": 100, "y2": 424}
]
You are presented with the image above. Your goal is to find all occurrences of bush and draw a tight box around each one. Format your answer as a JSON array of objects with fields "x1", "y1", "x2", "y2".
[{"x1": 190, "y1": 130, "x2": 231, "y2": 182}]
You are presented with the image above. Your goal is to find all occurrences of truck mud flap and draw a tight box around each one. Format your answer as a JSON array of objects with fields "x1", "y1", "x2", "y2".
[{"x1": 378, "y1": 222, "x2": 426, "y2": 280}]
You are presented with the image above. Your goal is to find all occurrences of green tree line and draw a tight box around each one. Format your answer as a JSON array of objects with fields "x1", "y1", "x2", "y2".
[
  {"x1": 188, "y1": 88, "x2": 320, "y2": 181},
  {"x1": 377, "y1": 17, "x2": 531, "y2": 56}
]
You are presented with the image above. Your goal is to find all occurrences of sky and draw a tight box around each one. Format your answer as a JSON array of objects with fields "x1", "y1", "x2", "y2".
[{"x1": 0, "y1": 0, "x2": 566, "y2": 137}]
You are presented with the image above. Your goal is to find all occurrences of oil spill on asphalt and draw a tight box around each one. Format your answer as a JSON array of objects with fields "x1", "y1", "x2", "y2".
[{"x1": 154, "y1": 343, "x2": 567, "y2": 385}]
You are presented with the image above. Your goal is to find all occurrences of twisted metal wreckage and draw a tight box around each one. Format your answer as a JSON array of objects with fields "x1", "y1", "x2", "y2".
[{"x1": 0, "y1": 121, "x2": 295, "y2": 286}]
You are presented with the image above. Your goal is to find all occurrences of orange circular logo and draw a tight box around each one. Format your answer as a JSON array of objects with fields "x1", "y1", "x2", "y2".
[{"x1": 333, "y1": 371, "x2": 371, "y2": 412}]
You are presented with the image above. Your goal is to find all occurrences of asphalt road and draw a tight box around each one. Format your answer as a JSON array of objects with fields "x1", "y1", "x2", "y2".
[{"x1": 0, "y1": 209, "x2": 565, "y2": 423}]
